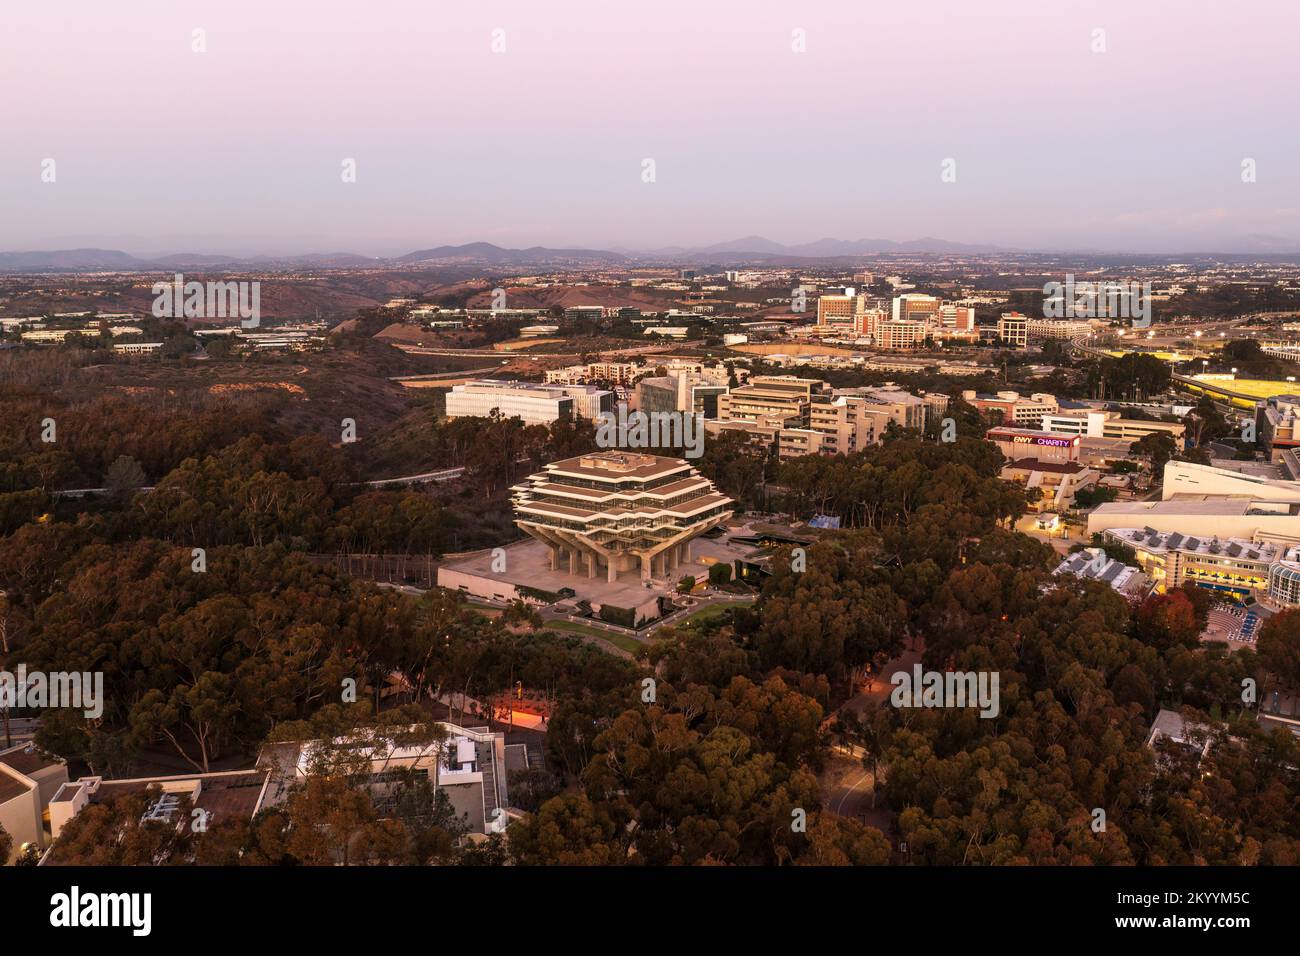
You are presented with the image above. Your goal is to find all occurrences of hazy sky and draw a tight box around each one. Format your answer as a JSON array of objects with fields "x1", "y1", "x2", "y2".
[{"x1": 3, "y1": 0, "x2": 1298, "y2": 256}]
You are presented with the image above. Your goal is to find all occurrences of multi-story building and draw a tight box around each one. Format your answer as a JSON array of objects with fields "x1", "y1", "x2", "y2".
[
  {"x1": 805, "y1": 396, "x2": 882, "y2": 456},
  {"x1": 891, "y1": 293, "x2": 941, "y2": 324},
  {"x1": 564, "y1": 305, "x2": 606, "y2": 322},
  {"x1": 816, "y1": 291, "x2": 860, "y2": 327},
  {"x1": 544, "y1": 362, "x2": 644, "y2": 386},
  {"x1": 1258, "y1": 395, "x2": 1300, "y2": 462},
  {"x1": 1087, "y1": 497, "x2": 1300, "y2": 542},
  {"x1": 1027, "y1": 317, "x2": 1093, "y2": 341},
  {"x1": 937, "y1": 304, "x2": 976, "y2": 331},
  {"x1": 445, "y1": 380, "x2": 575, "y2": 425},
  {"x1": 511, "y1": 452, "x2": 733, "y2": 583},
  {"x1": 113, "y1": 341, "x2": 164, "y2": 355},
  {"x1": 1161, "y1": 459, "x2": 1300, "y2": 501},
  {"x1": 1040, "y1": 409, "x2": 1186, "y2": 451},
  {"x1": 659, "y1": 359, "x2": 733, "y2": 386},
  {"x1": 997, "y1": 312, "x2": 1029, "y2": 347},
  {"x1": 852, "y1": 307, "x2": 888, "y2": 338},
  {"x1": 1267, "y1": 548, "x2": 1300, "y2": 607},
  {"x1": 964, "y1": 390, "x2": 1060, "y2": 426},
  {"x1": 558, "y1": 384, "x2": 615, "y2": 419},
  {"x1": 857, "y1": 387, "x2": 930, "y2": 430},
  {"x1": 1002, "y1": 459, "x2": 1100, "y2": 511},
  {"x1": 635, "y1": 376, "x2": 679, "y2": 415},
  {"x1": 716, "y1": 376, "x2": 828, "y2": 428},
  {"x1": 874, "y1": 320, "x2": 929, "y2": 351},
  {"x1": 1103, "y1": 527, "x2": 1285, "y2": 604},
  {"x1": 986, "y1": 426, "x2": 1081, "y2": 464}
]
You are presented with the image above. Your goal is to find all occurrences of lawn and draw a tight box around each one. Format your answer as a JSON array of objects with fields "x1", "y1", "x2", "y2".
[
  {"x1": 1197, "y1": 377, "x2": 1297, "y2": 398},
  {"x1": 680, "y1": 600, "x2": 754, "y2": 627},
  {"x1": 542, "y1": 619, "x2": 644, "y2": 654},
  {"x1": 1180, "y1": 375, "x2": 1299, "y2": 408}
]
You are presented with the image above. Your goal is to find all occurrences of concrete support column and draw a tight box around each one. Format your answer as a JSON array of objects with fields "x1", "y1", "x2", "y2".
[
  {"x1": 607, "y1": 557, "x2": 617, "y2": 583},
  {"x1": 549, "y1": 548, "x2": 558, "y2": 571},
  {"x1": 640, "y1": 554, "x2": 652, "y2": 581},
  {"x1": 587, "y1": 552, "x2": 596, "y2": 578}
]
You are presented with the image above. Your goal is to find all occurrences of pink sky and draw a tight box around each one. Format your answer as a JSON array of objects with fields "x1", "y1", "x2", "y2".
[{"x1": 2, "y1": 0, "x2": 1297, "y2": 254}]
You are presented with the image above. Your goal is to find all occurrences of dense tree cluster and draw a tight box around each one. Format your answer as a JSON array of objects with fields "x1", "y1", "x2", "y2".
[{"x1": 7, "y1": 364, "x2": 1300, "y2": 868}]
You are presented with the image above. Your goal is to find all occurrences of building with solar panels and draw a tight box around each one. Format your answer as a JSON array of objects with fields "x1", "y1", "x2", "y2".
[
  {"x1": 1053, "y1": 547, "x2": 1151, "y2": 599},
  {"x1": 1102, "y1": 528, "x2": 1285, "y2": 604}
]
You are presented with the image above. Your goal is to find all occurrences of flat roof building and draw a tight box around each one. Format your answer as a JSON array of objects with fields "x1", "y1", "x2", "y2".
[
  {"x1": 1162, "y1": 459, "x2": 1300, "y2": 502},
  {"x1": 1103, "y1": 526, "x2": 1283, "y2": 603},
  {"x1": 965, "y1": 389, "x2": 1060, "y2": 426},
  {"x1": 1041, "y1": 409, "x2": 1186, "y2": 451},
  {"x1": 986, "y1": 426, "x2": 1081, "y2": 463},
  {"x1": 1088, "y1": 496, "x2": 1300, "y2": 543},
  {"x1": 445, "y1": 380, "x2": 575, "y2": 425}
]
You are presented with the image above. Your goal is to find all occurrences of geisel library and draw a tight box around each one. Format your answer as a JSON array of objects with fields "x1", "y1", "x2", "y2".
[
  {"x1": 512, "y1": 452, "x2": 733, "y2": 582},
  {"x1": 436, "y1": 451, "x2": 741, "y2": 622}
]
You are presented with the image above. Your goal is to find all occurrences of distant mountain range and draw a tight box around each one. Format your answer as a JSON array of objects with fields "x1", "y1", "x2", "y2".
[
  {"x1": 0, "y1": 248, "x2": 384, "y2": 272},
  {"x1": 0, "y1": 237, "x2": 1015, "y2": 272},
  {"x1": 2, "y1": 235, "x2": 1298, "y2": 272}
]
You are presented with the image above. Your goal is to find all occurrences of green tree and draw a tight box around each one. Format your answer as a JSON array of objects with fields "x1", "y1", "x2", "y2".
[{"x1": 1258, "y1": 610, "x2": 1300, "y2": 690}]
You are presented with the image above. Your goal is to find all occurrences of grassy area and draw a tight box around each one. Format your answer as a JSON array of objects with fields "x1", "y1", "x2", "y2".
[
  {"x1": 1179, "y1": 375, "x2": 1298, "y2": 409},
  {"x1": 1194, "y1": 377, "x2": 1297, "y2": 398},
  {"x1": 1105, "y1": 349, "x2": 1208, "y2": 362},
  {"x1": 680, "y1": 601, "x2": 753, "y2": 627},
  {"x1": 543, "y1": 619, "x2": 644, "y2": 654}
]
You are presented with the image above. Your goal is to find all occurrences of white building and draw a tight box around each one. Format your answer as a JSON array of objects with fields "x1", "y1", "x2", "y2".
[
  {"x1": 1162, "y1": 459, "x2": 1300, "y2": 502},
  {"x1": 0, "y1": 744, "x2": 68, "y2": 864},
  {"x1": 445, "y1": 380, "x2": 575, "y2": 425},
  {"x1": 113, "y1": 341, "x2": 164, "y2": 355},
  {"x1": 557, "y1": 384, "x2": 615, "y2": 419}
]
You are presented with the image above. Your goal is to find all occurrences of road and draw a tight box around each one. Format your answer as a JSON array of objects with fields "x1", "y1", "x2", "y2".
[
  {"x1": 53, "y1": 466, "x2": 468, "y2": 499},
  {"x1": 364, "y1": 467, "x2": 465, "y2": 488},
  {"x1": 391, "y1": 343, "x2": 673, "y2": 359}
]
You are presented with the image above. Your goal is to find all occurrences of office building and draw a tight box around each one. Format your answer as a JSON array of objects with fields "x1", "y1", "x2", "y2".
[
  {"x1": 1040, "y1": 409, "x2": 1186, "y2": 451},
  {"x1": 445, "y1": 380, "x2": 575, "y2": 425},
  {"x1": 986, "y1": 426, "x2": 1081, "y2": 463},
  {"x1": 964, "y1": 390, "x2": 1061, "y2": 426},
  {"x1": 564, "y1": 306, "x2": 606, "y2": 322},
  {"x1": 1027, "y1": 318, "x2": 1093, "y2": 341},
  {"x1": 1087, "y1": 497, "x2": 1300, "y2": 542},
  {"x1": 891, "y1": 293, "x2": 941, "y2": 324},
  {"x1": 1103, "y1": 527, "x2": 1286, "y2": 604},
  {"x1": 558, "y1": 384, "x2": 615, "y2": 419},
  {"x1": 113, "y1": 341, "x2": 164, "y2": 355},
  {"x1": 717, "y1": 375, "x2": 828, "y2": 428},
  {"x1": 997, "y1": 312, "x2": 1029, "y2": 347},
  {"x1": 874, "y1": 320, "x2": 929, "y2": 351},
  {"x1": 1161, "y1": 459, "x2": 1300, "y2": 502}
]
